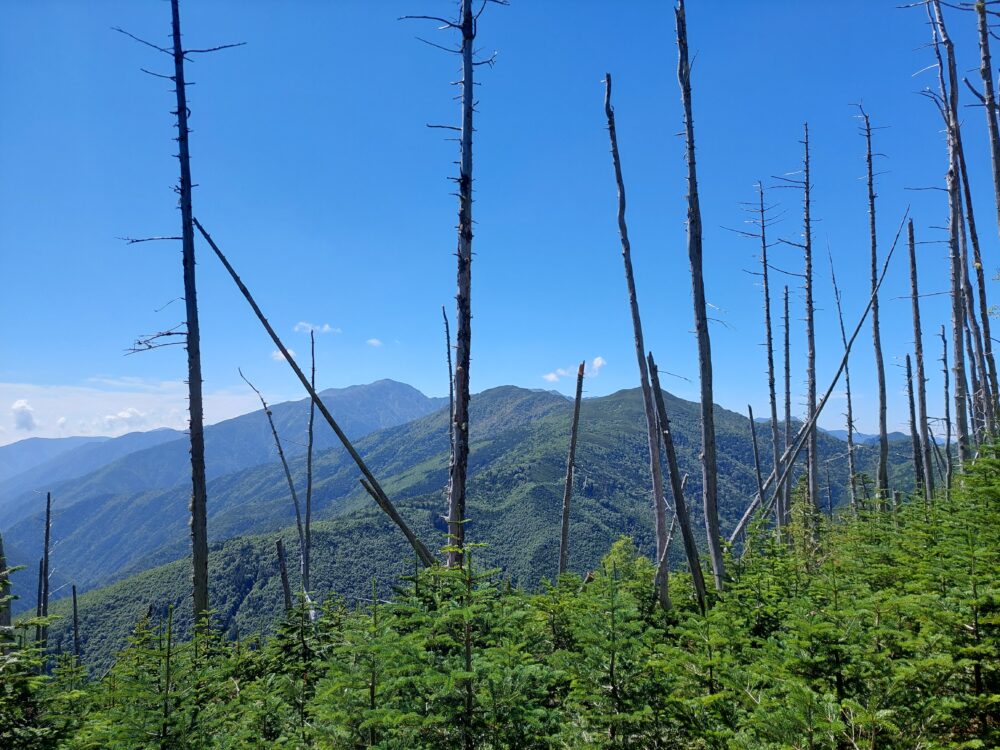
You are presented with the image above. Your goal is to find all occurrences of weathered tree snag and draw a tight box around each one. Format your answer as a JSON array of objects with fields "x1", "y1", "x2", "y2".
[
  {"x1": 72, "y1": 584, "x2": 80, "y2": 661},
  {"x1": 275, "y1": 539, "x2": 292, "y2": 612},
  {"x1": 604, "y1": 73, "x2": 670, "y2": 604},
  {"x1": 801, "y1": 124, "x2": 821, "y2": 512},
  {"x1": 957, "y1": 184, "x2": 991, "y2": 437},
  {"x1": 304, "y1": 331, "x2": 315, "y2": 597},
  {"x1": 558, "y1": 362, "x2": 585, "y2": 576},
  {"x1": 443, "y1": 306, "x2": 455, "y2": 456},
  {"x1": 941, "y1": 325, "x2": 954, "y2": 496},
  {"x1": 860, "y1": 109, "x2": 890, "y2": 500},
  {"x1": 0, "y1": 532, "x2": 10, "y2": 629},
  {"x1": 783, "y1": 284, "x2": 792, "y2": 521},
  {"x1": 829, "y1": 252, "x2": 857, "y2": 511},
  {"x1": 907, "y1": 354, "x2": 925, "y2": 499},
  {"x1": 908, "y1": 220, "x2": 934, "y2": 501},
  {"x1": 34, "y1": 558, "x2": 43, "y2": 646},
  {"x1": 748, "y1": 404, "x2": 765, "y2": 508},
  {"x1": 931, "y1": 0, "x2": 972, "y2": 462},
  {"x1": 676, "y1": 0, "x2": 724, "y2": 590},
  {"x1": 974, "y1": 0, "x2": 1000, "y2": 240},
  {"x1": 194, "y1": 219, "x2": 435, "y2": 567},
  {"x1": 965, "y1": 317, "x2": 985, "y2": 440},
  {"x1": 649, "y1": 353, "x2": 707, "y2": 613},
  {"x1": 445, "y1": 0, "x2": 477, "y2": 569},
  {"x1": 730, "y1": 208, "x2": 909, "y2": 541},
  {"x1": 40, "y1": 492, "x2": 51, "y2": 648}
]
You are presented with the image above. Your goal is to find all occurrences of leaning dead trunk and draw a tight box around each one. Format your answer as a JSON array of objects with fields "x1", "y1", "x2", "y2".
[
  {"x1": 676, "y1": 0, "x2": 724, "y2": 590},
  {"x1": 558, "y1": 362, "x2": 585, "y2": 576},
  {"x1": 907, "y1": 220, "x2": 934, "y2": 501},
  {"x1": 906, "y1": 354, "x2": 925, "y2": 499},
  {"x1": 446, "y1": 0, "x2": 476, "y2": 568},
  {"x1": 828, "y1": 252, "x2": 857, "y2": 511},
  {"x1": 860, "y1": 109, "x2": 890, "y2": 499},
  {"x1": 604, "y1": 73, "x2": 670, "y2": 606},
  {"x1": 169, "y1": 0, "x2": 210, "y2": 623},
  {"x1": 649, "y1": 352, "x2": 708, "y2": 613}
]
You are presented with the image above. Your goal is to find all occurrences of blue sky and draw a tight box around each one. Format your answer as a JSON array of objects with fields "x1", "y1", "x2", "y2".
[{"x1": 0, "y1": 0, "x2": 995, "y2": 445}]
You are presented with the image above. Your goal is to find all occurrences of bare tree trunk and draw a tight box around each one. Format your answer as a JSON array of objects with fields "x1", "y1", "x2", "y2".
[
  {"x1": 942, "y1": 325, "x2": 954, "y2": 496},
  {"x1": 649, "y1": 353, "x2": 707, "y2": 613},
  {"x1": 757, "y1": 184, "x2": 785, "y2": 526},
  {"x1": 908, "y1": 220, "x2": 934, "y2": 501},
  {"x1": 446, "y1": 0, "x2": 477, "y2": 568},
  {"x1": 801, "y1": 124, "x2": 821, "y2": 512},
  {"x1": 975, "y1": 0, "x2": 1000, "y2": 241},
  {"x1": 906, "y1": 354, "x2": 925, "y2": 499},
  {"x1": 783, "y1": 284, "x2": 792, "y2": 521},
  {"x1": 860, "y1": 110, "x2": 890, "y2": 499},
  {"x1": 965, "y1": 317, "x2": 984, "y2": 440},
  {"x1": 72, "y1": 584, "x2": 80, "y2": 662},
  {"x1": 558, "y1": 362, "x2": 585, "y2": 576},
  {"x1": 40, "y1": 492, "x2": 51, "y2": 648},
  {"x1": 748, "y1": 405, "x2": 765, "y2": 508},
  {"x1": 194, "y1": 219, "x2": 435, "y2": 567},
  {"x1": 443, "y1": 306, "x2": 454, "y2": 456},
  {"x1": 168, "y1": 0, "x2": 210, "y2": 623},
  {"x1": 303, "y1": 331, "x2": 315, "y2": 597},
  {"x1": 932, "y1": 0, "x2": 972, "y2": 463},
  {"x1": 34, "y1": 558, "x2": 43, "y2": 646},
  {"x1": 604, "y1": 74, "x2": 670, "y2": 606},
  {"x1": 829, "y1": 252, "x2": 858, "y2": 511},
  {"x1": 958, "y1": 189, "x2": 991, "y2": 439},
  {"x1": 676, "y1": 0, "x2": 724, "y2": 590},
  {"x1": 275, "y1": 539, "x2": 292, "y2": 612},
  {"x1": 0, "y1": 532, "x2": 9, "y2": 629}
]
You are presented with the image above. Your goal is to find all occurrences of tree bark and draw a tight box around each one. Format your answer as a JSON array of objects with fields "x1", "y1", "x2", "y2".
[
  {"x1": 783, "y1": 284, "x2": 792, "y2": 521},
  {"x1": 907, "y1": 220, "x2": 934, "y2": 501},
  {"x1": 276, "y1": 539, "x2": 292, "y2": 612},
  {"x1": 975, "y1": 0, "x2": 1000, "y2": 241},
  {"x1": 649, "y1": 353, "x2": 707, "y2": 613},
  {"x1": 604, "y1": 74, "x2": 670, "y2": 606},
  {"x1": 748, "y1": 405, "x2": 765, "y2": 510},
  {"x1": 828, "y1": 252, "x2": 857, "y2": 511},
  {"x1": 906, "y1": 355, "x2": 925, "y2": 503},
  {"x1": 558, "y1": 362, "x2": 585, "y2": 576},
  {"x1": 443, "y1": 306, "x2": 454, "y2": 456},
  {"x1": 446, "y1": 0, "x2": 476, "y2": 568},
  {"x1": 676, "y1": 0, "x2": 724, "y2": 590},
  {"x1": 34, "y1": 558, "x2": 43, "y2": 646},
  {"x1": 802, "y1": 124, "x2": 822, "y2": 511},
  {"x1": 169, "y1": 0, "x2": 209, "y2": 623},
  {"x1": 194, "y1": 219, "x2": 435, "y2": 567}
]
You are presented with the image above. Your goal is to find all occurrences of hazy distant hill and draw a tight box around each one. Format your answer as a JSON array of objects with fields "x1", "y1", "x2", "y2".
[{"x1": 0, "y1": 435, "x2": 104, "y2": 485}]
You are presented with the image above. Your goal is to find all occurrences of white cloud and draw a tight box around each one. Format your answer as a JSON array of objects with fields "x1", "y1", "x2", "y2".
[
  {"x1": 12, "y1": 399, "x2": 37, "y2": 431},
  {"x1": 294, "y1": 321, "x2": 340, "y2": 334},
  {"x1": 366, "y1": 338, "x2": 383, "y2": 348},
  {"x1": 57, "y1": 417, "x2": 67, "y2": 430},
  {"x1": 589, "y1": 356, "x2": 607, "y2": 376},
  {"x1": 543, "y1": 356, "x2": 606, "y2": 383},
  {"x1": 103, "y1": 407, "x2": 146, "y2": 431},
  {"x1": 542, "y1": 372, "x2": 559, "y2": 383},
  {"x1": 271, "y1": 349, "x2": 296, "y2": 361}
]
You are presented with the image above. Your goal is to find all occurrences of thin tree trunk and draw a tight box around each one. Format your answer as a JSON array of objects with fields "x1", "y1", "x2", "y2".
[
  {"x1": 975, "y1": 0, "x2": 1000, "y2": 241},
  {"x1": 676, "y1": 0, "x2": 724, "y2": 590},
  {"x1": 908, "y1": 220, "x2": 934, "y2": 501},
  {"x1": 860, "y1": 110, "x2": 890, "y2": 499},
  {"x1": 194, "y1": 219, "x2": 435, "y2": 567},
  {"x1": 72, "y1": 584, "x2": 80, "y2": 662},
  {"x1": 783, "y1": 284, "x2": 792, "y2": 521},
  {"x1": 604, "y1": 74, "x2": 670, "y2": 606},
  {"x1": 276, "y1": 539, "x2": 292, "y2": 612},
  {"x1": 942, "y1": 325, "x2": 954, "y2": 496},
  {"x1": 304, "y1": 331, "x2": 315, "y2": 598},
  {"x1": 802, "y1": 123, "x2": 821, "y2": 511},
  {"x1": 34, "y1": 558, "x2": 43, "y2": 645},
  {"x1": 169, "y1": 0, "x2": 209, "y2": 623},
  {"x1": 958, "y1": 190, "x2": 991, "y2": 438},
  {"x1": 907, "y1": 355, "x2": 925, "y2": 500},
  {"x1": 748, "y1": 405, "x2": 765, "y2": 508},
  {"x1": 757, "y1": 184, "x2": 785, "y2": 526},
  {"x1": 932, "y1": 0, "x2": 972, "y2": 462},
  {"x1": 649, "y1": 352, "x2": 707, "y2": 613},
  {"x1": 446, "y1": 0, "x2": 476, "y2": 568},
  {"x1": 829, "y1": 252, "x2": 857, "y2": 511},
  {"x1": 443, "y1": 306, "x2": 454, "y2": 456},
  {"x1": 0, "y1": 532, "x2": 10, "y2": 629},
  {"x1": 558, "y1": 362, "x2": 585, "y2": 576},
  {"x1": 40, "y1": 492, "x2": 51, "y2": 648}
]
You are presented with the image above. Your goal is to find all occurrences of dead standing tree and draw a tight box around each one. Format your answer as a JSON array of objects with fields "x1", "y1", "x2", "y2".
[
  {"x1": 783, "y1": 284, "x2": 793, "y2": 515},
  {"x1": 971, "y1": 0, "x2": 1000, "y2": 239},
  {"x1": 906, "y1": 354, "x2": 926, "y2": 494},
  {"x1": 303, "y1": 331, "x2": 315, "y2": 597},
  {"x1": 403, "y1": 0, "x2": 506, "y2": 567},
  {"x1": 0, "y1": 531, "x2": 10, "y2": 630},
  {"x1": 676, "y1": 0, "x2": 724, "y2": 589},
  {"x1": 604, "y1": 73, "x2": 671, "y2": 608},
  {"x1": 115, "y1": 0, "x2": 243, "y2": 623},
  {"x1": 828, "y1": 252, "x2": 858, "y2": 511},
  {"x1": 908, "y1": 220, "x2": 935, "y2": 500},
  {"x1": 558, "y1": 362, "x2": 585, "y2": 576}
]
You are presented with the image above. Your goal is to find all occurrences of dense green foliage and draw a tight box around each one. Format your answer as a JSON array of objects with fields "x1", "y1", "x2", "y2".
[{"x1": 4, "y1": 445, "x2": 995, "y2": 748}]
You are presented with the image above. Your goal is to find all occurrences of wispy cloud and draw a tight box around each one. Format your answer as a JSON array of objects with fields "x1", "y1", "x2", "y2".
[
  {"x1": 294, "y1": 321, "x2": 340, "y2": 334},
  {"x1": 11, "y1": 399, "x2": 36, "y2": 431},
  {"x1": 271, "y1": 349, "x2": 296, "y2": 361},
  {"x1": 366, "y1": 338, "x2": 383, "y2": 348},
  {"x1": 543, "y1": 356, "x2": 606, "y2": 384},
  {"x1": 589, "y1": 356, "x2": 607, "y2": 376}
]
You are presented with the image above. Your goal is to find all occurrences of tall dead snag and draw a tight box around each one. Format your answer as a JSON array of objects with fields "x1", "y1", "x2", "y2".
[
  {"x1": 828, "y1": 252, "x2": 857, "y2": 511},
  {"x1": 40, "y1": 492, "x2": 51, "y2": 648},
  {"x1": 195, "y1": 220, "x2": 435, "y2": 567},
  {"x1": 605, "y1": 74, "x2": 670, "y2": 606},
  {"x1": 930, "y1": 0, "x2": 972, "y2": 462},
  {"x1": 558, "y1": 362, "x2": 585, "y2": 576},
  {"x1": 747, "y1": 405, "x2": 765, "y2": 512},
  {"x1": 783, "y1": 284, "x2": 792, "y2": 519},
  {"x1": 859, "y1": 109, "x2": 890, "y2": 499},
  {"x1": 803, "y1": 125, "x2": 821, "y2": 511},
  {"x1": 907, "y1": 220, "x2": 934, "y2": 501},
  {"x1": 72, "y1": 585, "x2": 80, "y2": 662},
  {"x1": 649, "y1": 353, "x2": 707, "y2": 613},
  {"x1": 443, "y1": 306, "x2": 455, "y2": 456},
  {"x1": 906, "y1": 354, "x2": 925, "y2": 498},
  {"x1": 275, "y1": 539, "x2": 292, "y2": 612},
  {"x1": 0, "y1": 532, "x2": 9, "y2": 629},
  {"x1": 941, "y1": 325, "x2": 954, "y2": 495},
  {"x1": 171, "y1": 0, "x2": 209, "y2": 622},
  {"x1": 974, "y1": 0, "x2": 1000, "y2": 239},
  {"x1": 303, "y1": 331, "x2": 315, "y2": 596},
  {"x1": 676, "y1": 0, "x2": 724, "y2": 590},
  {"x1": 34, "y1": 559, "x2": 43, "y2": 645}
]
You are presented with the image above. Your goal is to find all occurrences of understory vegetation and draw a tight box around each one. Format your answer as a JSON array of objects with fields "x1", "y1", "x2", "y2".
[{"x1": 3, "y1": 448, "x2": 997, "y2": 749}]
